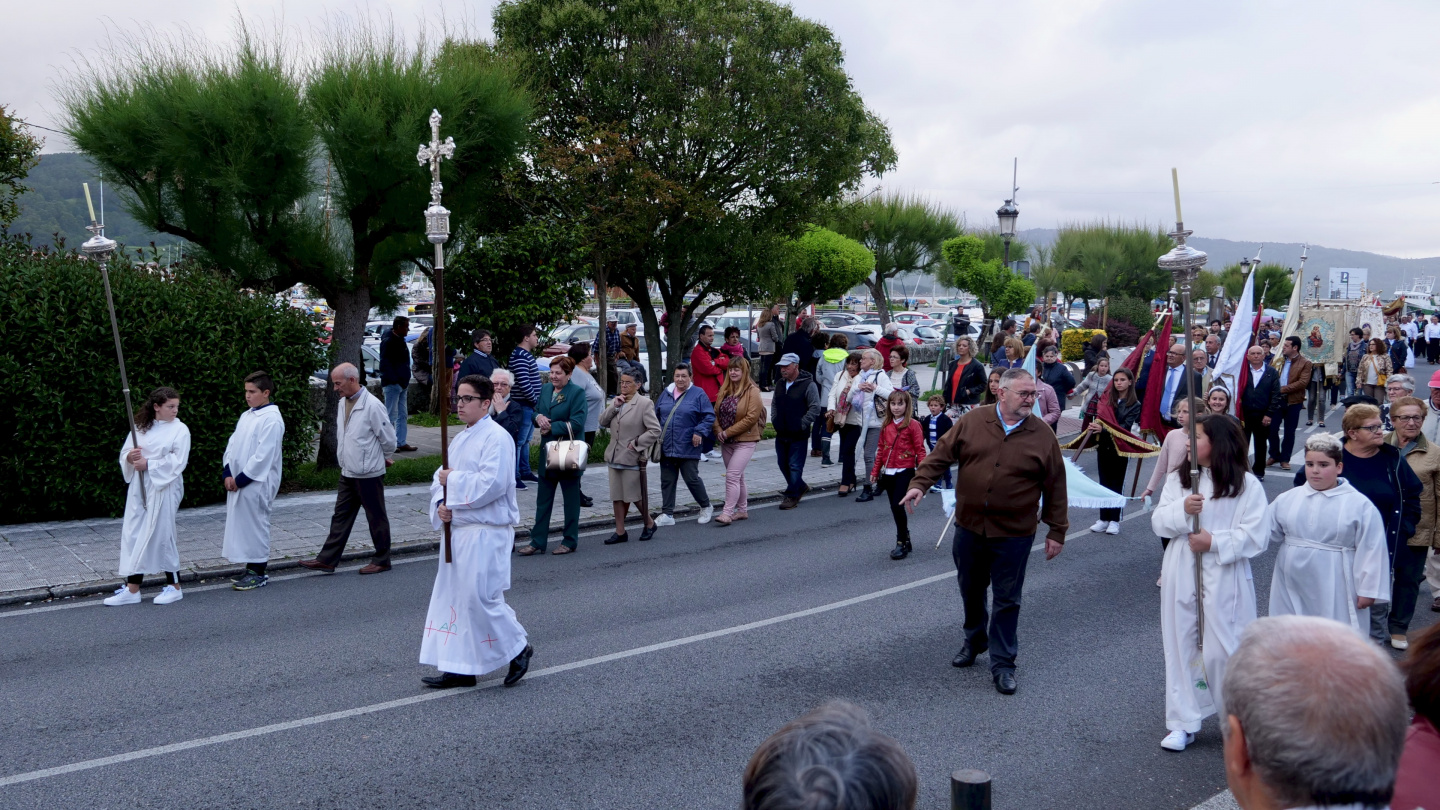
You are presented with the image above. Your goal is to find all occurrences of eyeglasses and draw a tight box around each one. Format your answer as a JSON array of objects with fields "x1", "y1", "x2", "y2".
[
  {"x1": 1353, "y1": 424, "x2": 1385, "y2": 434},
  {"x1": 1008, "y1": 390, "x2": 1038, "y2": 400},
  {"x1": 1394, "y1": 415, "x2": 1424, "y2": 423},
  {"x1": 457, "y1": 395, "x2": 486, "y2": 405}
]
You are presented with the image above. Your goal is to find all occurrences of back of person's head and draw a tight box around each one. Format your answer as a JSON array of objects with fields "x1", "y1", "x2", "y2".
[
  {"x1": 1403, "y1": 622, "x2": 1440, "y2": 727},
  {"x1": 829, "y1": 333, "x2": 849, "y2": 350},
  {"x1": 1224, "y1": 616, "x2": 1407, "y2": 809},
  {"x1": 743, "y1": 701, "x2": 917, "y2": 810},
  {"x1": 392, "y1": 315, "x2": 409, "y2": 330},
  {"x1": 567, "y1": 342, "x2": 591, "y2": 362},
  {"x1": 883, "y1": 322, "x2": 899, "y2": 336}
]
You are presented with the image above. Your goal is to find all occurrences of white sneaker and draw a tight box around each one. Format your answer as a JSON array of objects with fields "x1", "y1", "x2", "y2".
[
  {"x1": 153, "y1": 585, "x2": 184, "y2": 605},
  {"x1": 697, "y1": 505, "x2": 713, "y2": 524},
  {"x1": 103, "y1": 588, "x2": 141, "y2": 606},
  {"x1": 1090, "y1": 520, "x2": 1108, "y2": 533},
  {"x1": 1160, "y1": 730, "x2": 1195, "y2": 752},
  {"x1": 1105, "y1": 521, "x2": 1121, "y2": 535},
  {"x1": 654, "y1": 513, "x2": 676, "y2": 527},
  {"x1": 1391, "y1": 634, "x2": 1409, "y2": 650}
]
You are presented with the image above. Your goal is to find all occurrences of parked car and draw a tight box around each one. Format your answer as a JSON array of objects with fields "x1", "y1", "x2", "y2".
[
  {"x1": 709, "y1": 310, "x2": 758, "y2": 342},
  {"x1": 542, "y1": 322, "x2": 600, "y2": 357},
  {"x1": 312, "y1": 343, "x2": 381, "y2": 383},
  {"x1": 816, "y1": 312, "x2": 861, "y2": 329},
  {"x1": 821, "y1": 328, "x2": 877, "y2": 350},
  {"x1": 890, "y1": 311, "x2": 928, "y2": 324}
]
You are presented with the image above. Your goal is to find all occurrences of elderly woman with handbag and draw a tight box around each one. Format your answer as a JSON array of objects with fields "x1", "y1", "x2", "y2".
[
  {"x1": 599, "y1": 367, "x2": 660, "y2": 545},
  {"x1": 520, "y1": 356, "x2": 589, "y2": 556}
]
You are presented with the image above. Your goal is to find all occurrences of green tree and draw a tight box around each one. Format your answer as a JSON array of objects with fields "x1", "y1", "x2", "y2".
[
  {"x1": 830, "y1": 193, "x2": 961, "y2": 324},
  {"x1": 0, "y1": 105, "x2": 42, "y2": 227},
  {"x1": 781, "y1": 225, "x2": 875, "y2": 313},
  {"x1": 1052, "y1": 222, "x2": 1173, "y2": 303},
  {"x1": 493, "y1": 0, "x2": 896, "y2": 385},
  {"x1": 941, "y1": 234, "x2": 1037, "y2": 349},
  {"x1": 1218, "y1": 262, "x2": 1295, "y2": 310},
  {"x1": 60, "y1": 25, "x2": 530, "y2": 468},
  {"x1": 1028, "y1": 245, "x2": 1068, "y2": 315}
]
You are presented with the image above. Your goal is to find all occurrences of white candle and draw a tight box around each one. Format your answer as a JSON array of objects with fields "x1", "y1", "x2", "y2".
[
  {"x1": 1170, "y1": 168, "x2": 1182, "y2": 224},
  {"x1": 83, "y1": 183, "x2": 97, "y2": 225}
]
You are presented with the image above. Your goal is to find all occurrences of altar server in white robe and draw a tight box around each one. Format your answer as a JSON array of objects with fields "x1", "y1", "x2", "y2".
[
  {"x1": 105, "y1": 387, "x2": 192, "y2": 607},
  {"x1": 222, "y1": 371, "x2": 286, "y2": 592},
  {"x1": 1266, "y1": 432, "x2": 1390, "y2": 633},
  {"x1": 1151, "y1": 413, "x2": 1269, "y2": 752},
  {"x1": 420, "y1": 374, "x2": 534, "y2": 689}
]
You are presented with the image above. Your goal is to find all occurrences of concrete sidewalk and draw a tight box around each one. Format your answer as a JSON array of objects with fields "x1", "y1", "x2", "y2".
[{"x1": 0, "y1": 437, "x2": 850, "y2": 605}]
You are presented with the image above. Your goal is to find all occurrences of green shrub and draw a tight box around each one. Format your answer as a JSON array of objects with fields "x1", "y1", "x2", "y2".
[
  {"x1": 1060, "y1": 329, "x2": 1105, "y2": 361},
  {"x1": 0, "y1": 237, "x2": 323, "y2": 521},
  {"x1": 1105, "y1": 296, "x2": 1157, "y2": 332}
]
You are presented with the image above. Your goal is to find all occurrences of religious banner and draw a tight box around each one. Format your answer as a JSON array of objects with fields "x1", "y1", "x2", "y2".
[
  {"x1": 1063, "y1": 322, "x2": 1161, "y2": 459},
  {"x1": 1285, "y1": 309, "x2": 1346, "y2": 366}
]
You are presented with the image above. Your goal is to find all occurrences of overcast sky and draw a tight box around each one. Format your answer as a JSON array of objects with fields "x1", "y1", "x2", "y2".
[{"x1": 9, "y1": 1, "x2": 1440, "y2": 257}]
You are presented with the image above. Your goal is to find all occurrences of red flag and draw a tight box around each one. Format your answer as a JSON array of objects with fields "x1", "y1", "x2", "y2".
[
  {"x1": 1140, "y1": 313, "x2": 1174, "y2": 439},
  {"x1": 1066, "y1": 321, "x2": 1162, "y2": 457}
]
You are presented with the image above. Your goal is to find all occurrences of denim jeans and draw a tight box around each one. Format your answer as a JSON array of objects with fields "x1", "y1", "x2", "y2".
[
  {"x1": 516, "y1": 405, "x2": 536, "y2": 479},
  {"x1": 383, "y1": 384, "x2": 408, "y2": 447},
  {"x1": 774, "y1": 434, "x2": 809, "y2": 499}
]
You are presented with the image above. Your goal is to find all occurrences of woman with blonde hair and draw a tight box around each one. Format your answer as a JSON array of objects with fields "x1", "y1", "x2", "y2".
[
  {"x1": 853, "y1": 347, "x2": 894, "y2": 503},
  {"x1": 713, "y1": 357, "x2": 766, "y2": 525},
  {"x1": 1359, "y1": 337, "x2": 1393, "y2": 402},
  {"x1": 992, "y1": 337, "x2": 1026, "y2": 370}
]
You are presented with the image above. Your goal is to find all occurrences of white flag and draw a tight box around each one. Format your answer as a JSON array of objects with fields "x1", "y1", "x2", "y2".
[{"x1": 1212, "y1": 269, "x2": 1255, "y2": 396}]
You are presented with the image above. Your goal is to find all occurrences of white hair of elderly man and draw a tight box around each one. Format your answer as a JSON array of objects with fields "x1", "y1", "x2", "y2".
[{"x1": 1222, "y1": 615, "x2": 1407, "y2": 810}]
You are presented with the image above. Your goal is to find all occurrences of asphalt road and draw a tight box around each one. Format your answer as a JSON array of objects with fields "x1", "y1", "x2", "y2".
[{"x1": 2, "y1": 439, "x2": 1435, "y2": 809}]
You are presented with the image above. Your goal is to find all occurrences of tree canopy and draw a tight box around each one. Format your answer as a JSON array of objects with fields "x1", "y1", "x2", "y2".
[
  {"x1": 782, "y1": 225, "x2": 875, "y2": 312},
  {"x1": 830, "y1": 193, "x2": 961, "y2": 324},
  {"x1": 493, "y1": 0, "x2": 895, "y2": 383},
  {"x1": 941, "y1": 234, "x2": 1037, "y2": 327},
  {"x1": 1052, "y1": 222, "x2": 1173, "y2": 304},
  {"x1": 1218, "y1": 262, "x2": 1295, "y2": 311},
  {"x1": 0, "y1": 105, "x2": 41, "y2": 227}
]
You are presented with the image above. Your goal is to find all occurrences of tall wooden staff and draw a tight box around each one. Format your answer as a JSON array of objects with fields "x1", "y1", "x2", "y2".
[
  {"x1": 82, "y1": 183, "x2": 146, "y2": 508},
  {"x1": 1159, "y1": 168, "x2": 1209, "y2": 658},
  {"x1": 418, "y1": 110, "x2": 456, "y2": 563}
]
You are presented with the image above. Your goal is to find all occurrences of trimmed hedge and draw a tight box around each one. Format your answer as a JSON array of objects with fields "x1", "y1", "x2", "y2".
[
  {"x1": 0, "y1": 238, "x2": 323, "y2": 521},
  {"x1": 1082, "y1": 312, "x2": 1140, "y2": 348},
  {"x1": 1059, "y1": 329, "x2": 1105, "y2": 362}
]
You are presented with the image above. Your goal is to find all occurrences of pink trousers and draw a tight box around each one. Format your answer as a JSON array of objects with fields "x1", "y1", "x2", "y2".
[{"x1": 720, "y1": 441, "x2": 757, "y2": 517}]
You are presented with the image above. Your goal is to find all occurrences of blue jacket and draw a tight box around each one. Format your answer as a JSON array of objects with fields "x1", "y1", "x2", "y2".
[{"x1": 654, "y1": 385, "x2": 715, "y2": 460}]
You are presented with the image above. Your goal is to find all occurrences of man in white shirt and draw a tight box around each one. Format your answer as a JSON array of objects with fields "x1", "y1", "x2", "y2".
[{"x1": 1425, "y1": 315, "x2": 1440, "y2": 364}]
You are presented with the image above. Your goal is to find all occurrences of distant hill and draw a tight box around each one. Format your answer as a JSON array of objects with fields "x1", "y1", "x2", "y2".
[
  {"x1": 1019, "y1": 227, "x2": 1440, "y2": 299},
  {"x1": 5, "y1": 152, "x2": 182, "y2": 253}
]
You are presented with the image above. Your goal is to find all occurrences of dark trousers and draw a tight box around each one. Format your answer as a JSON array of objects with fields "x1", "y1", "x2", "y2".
[
  {"x1": 1389, "y1": 542, "x2": 1429, "y2": 636},
  {"x1": 532, "y1": 471, "x2": 581, "y2": 550},
  {"x1": 318, "y1": 475, "x2": 392, "y2": 566},
  {"x1": 1429, "y1": 339, "x2": 1440, "y2": 364},
  {"x1": 953, "y1": 527, "x2": 1033, "y2": 674},
  {"x1": 1241, "y1": 411, "x2": 1269, "y2": 478},
  {"x1": 836, "y1": 423, "x2": 862, "y2": 487},
  {"x1": 774, "y1": 434, "x2": 809, "y2": 498},
  {"x1": 810, "y1": 416, "x2": 827, "y2": 452},
  {"x1": 1096, "y1": 438, "x2": 1128, "y2": 522},
  {"x1": 660, "y1": 457, "x2": 710, "y2": 514},
  {"x1": 880, "y1": 468, "x2": 915, "y2": 540},
  {"x1": 759, "y1": 354, "x2": 775, "y2": 388},
  {"x1": 1267, "y1": 402, "x2": 1303, "y2": 462},
  {"x1": 126, "y1": 571, "x2": 178, "y2": 585},
  {"x1": 1307, "y1": 376, "x2": 1336, "y2": 421}
]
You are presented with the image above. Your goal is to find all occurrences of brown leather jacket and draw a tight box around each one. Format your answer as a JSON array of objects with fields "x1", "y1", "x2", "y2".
[{"x1": 1272, "y1": 353, "x2": 1313, "y2": 406}]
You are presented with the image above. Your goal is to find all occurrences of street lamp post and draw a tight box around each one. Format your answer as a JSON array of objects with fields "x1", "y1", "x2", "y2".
[
  {"x1": 418, "y1": 109, "x2": 456, "y2": 563},
  {"x1": 996, "y1": 158, "x2": 1019, "y2": 268},
  {"x1": 1158, "y1": 168, "x2": 1209, "y2": 663}
]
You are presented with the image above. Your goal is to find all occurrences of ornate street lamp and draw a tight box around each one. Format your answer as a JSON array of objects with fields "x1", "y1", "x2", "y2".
[
  {"x1": 82, "y1": 183, "x2": 145, "y2": 507},
  {"x1": 996, "y1": 158, "x2": 1019, "y2": 267},
  {"x1": 417, "y1": 109, "x2": 456, "y2": 562},
  {"x1": 1158, "y1": 168, "x2": 1208, "y2": 663}
]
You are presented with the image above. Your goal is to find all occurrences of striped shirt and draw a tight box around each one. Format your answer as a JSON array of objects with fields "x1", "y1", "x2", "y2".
[{"x1": 508, "y1": 347, "x2": 541, "y2": 407}]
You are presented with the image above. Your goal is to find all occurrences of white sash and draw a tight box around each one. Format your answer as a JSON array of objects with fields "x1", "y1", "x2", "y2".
[{"x1": 1284, "y1": 535, "x2": 1359, "y2": 630}]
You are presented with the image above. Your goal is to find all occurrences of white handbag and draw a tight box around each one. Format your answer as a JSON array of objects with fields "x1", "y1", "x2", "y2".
[{"x1": 545, "y1": 423, "x2": 589, "y2": 474}]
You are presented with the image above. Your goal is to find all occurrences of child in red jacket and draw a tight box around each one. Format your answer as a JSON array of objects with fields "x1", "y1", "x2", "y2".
[{"x1": 871, "y1": 390, "x2": 926, "y2": 559}]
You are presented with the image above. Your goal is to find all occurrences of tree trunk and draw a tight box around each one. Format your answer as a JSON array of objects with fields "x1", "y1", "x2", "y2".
[
  {"x1": 317, "y1": 286, "x2": 371, "y2": 470},
  {"x1": 865, "y1": 274, "x2": 891, "y2": 325},
  {"x1": 595, "y1": 262, "x2": 608, "y2": 393}
]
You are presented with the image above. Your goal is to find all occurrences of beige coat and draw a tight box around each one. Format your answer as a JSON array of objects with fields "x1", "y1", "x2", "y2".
[
  {"x1": 600, "y1": 394, "x2": 661, "y2": 467},
  {"x1": 1390, "y1": 431, "x2": 1440, "y2": 549}
]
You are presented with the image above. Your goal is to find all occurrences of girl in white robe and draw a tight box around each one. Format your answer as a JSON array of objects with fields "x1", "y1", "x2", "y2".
[
  {"x1": 1266, "y1": 432, "x2": 1390, "y2": 634},
  {"x1": 1151, "y1": 413, "x2": 1270, "y2": 752},
  {"x1": 105, "y1": 387, "x2": 191, "y2": 607},
  {"x1": 222, "y1": 372, "x2": 286, "y2": 591},
  {"x1": 420, "y1": 375, "x2": 532, "y2": 689}
]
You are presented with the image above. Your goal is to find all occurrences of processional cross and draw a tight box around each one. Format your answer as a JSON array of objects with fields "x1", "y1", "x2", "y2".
[{"x1": 418, "y1": 110, "x2": 457, "y2": 563}]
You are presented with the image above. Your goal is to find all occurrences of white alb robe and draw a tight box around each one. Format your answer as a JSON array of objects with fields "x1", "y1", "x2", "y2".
[
  {"x1": 420, "y1": 416, "x2": 528, "y2": 676},
  {"x1": 1151, "y1": 469, "x2": 1269, "y2": 734},
  {"x1": 1266, "y1": 480, "x2": 1390, "y2": 634},
  {"x1": 117, "y1": 418, "x2": 191, "y2": 576},
  {"x1": 222, "y1": 404, "x2": 286, "y2": 564}
]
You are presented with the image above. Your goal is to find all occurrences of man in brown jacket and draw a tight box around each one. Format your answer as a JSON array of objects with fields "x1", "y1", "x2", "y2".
[
  {"x1": 902, "y1": 368, "x2": 1068, "y2": 696},
  {"x1": 1266, "y1": 336, "x2": 1313, "y2": 471}
]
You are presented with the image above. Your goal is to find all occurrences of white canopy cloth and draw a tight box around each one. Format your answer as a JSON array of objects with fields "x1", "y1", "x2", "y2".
[
  {"x1": 1265, "y1": 479, "x2": 1390, "y2": 633},
  {"x1": 419, "y1": 416, "x2": 528, "y2": 676},
  {"x1": 117, "y1": 418, "x2": 191, "y2": 576},
  {"x1": 1151, "y1": 468, "x2": 1269, "y2": 734},
  {"x1": 222, "y1": 404, "x2": 286, "y2": 564}
]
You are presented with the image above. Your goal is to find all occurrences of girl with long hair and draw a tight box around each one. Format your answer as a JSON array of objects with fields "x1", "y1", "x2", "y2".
[
  {"x1": 982, "y1": 369, "x2": 1003, "y2": 405},
  {"x1": 1083, "y1": 367, "x2": 1142, "y2": 534},
  {"x1": 104, "y1": 387, "x2": 192, "y2": 607},
  {"x1": 870, "y1": 390, "x2": 926, "y2": 560},
  {"x1": 1150, "y1": 413, "x2": 1270, "y2": 752},
  {"x1": 714, "y1": 357, "x2": 765, "y2": 525}
]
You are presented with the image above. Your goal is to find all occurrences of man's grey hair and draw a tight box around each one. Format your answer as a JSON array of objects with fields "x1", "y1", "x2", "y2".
[
  {"x1": 883, "y1": 322, "x2": 899, "y2": 336},
  {"x1": 1387, "y1": 373, "x2": 1415, "y2": 393},
  {"x1": 997, "y1": 368, "x2": 1033, "y2": 390},
  {"x1": 802, "y1": 316, "x2": 819, "y2": 333},
  {"x1": 332, "y1": 362, "x2": 360, "y2": 381},
  {"x1": 1224, "y1": 616, "x2": 1407, "y2": 808},
  {"x1": 489, "y1": 368, "x2": 515, "y2": 386}
]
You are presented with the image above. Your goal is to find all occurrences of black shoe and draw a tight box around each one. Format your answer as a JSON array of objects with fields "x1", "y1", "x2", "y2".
[
  {"x1": 993, "y1": 670, "x2": 1017, "y2": 695},
  {"x1": 889, "y1": 540, "x2": 909, "y2": 560},
  {"x1": 504, "y1": 644, "x2": 534, "y2": 687},
  {"x1": 1305, "y1": 420, "x2": 1313, "y2": 426},
  {"x1": 520, "y1": 472, "x2": 540, "y2": 483},
  {"x1": 580, "y1": 494, "x2": 595, "y2": 508},
  {"x1": 952, "y1": 641, "x2": 987, "y2": 668},
  {"x1": 422, "y1": 671, "x2": 477, "y2": 689},
  {"x1": 639, "y1": 524, "x2": 658, "y2": 541},
  {"x1": 855, "y1": 486, "x2": 874, "y2": 503},
  {"x1": 604, "y1": 532, "x2": 629, "y2": 545},
  {"x1": 232, "y1": 573, "x2": 269, "y2": 591}
]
